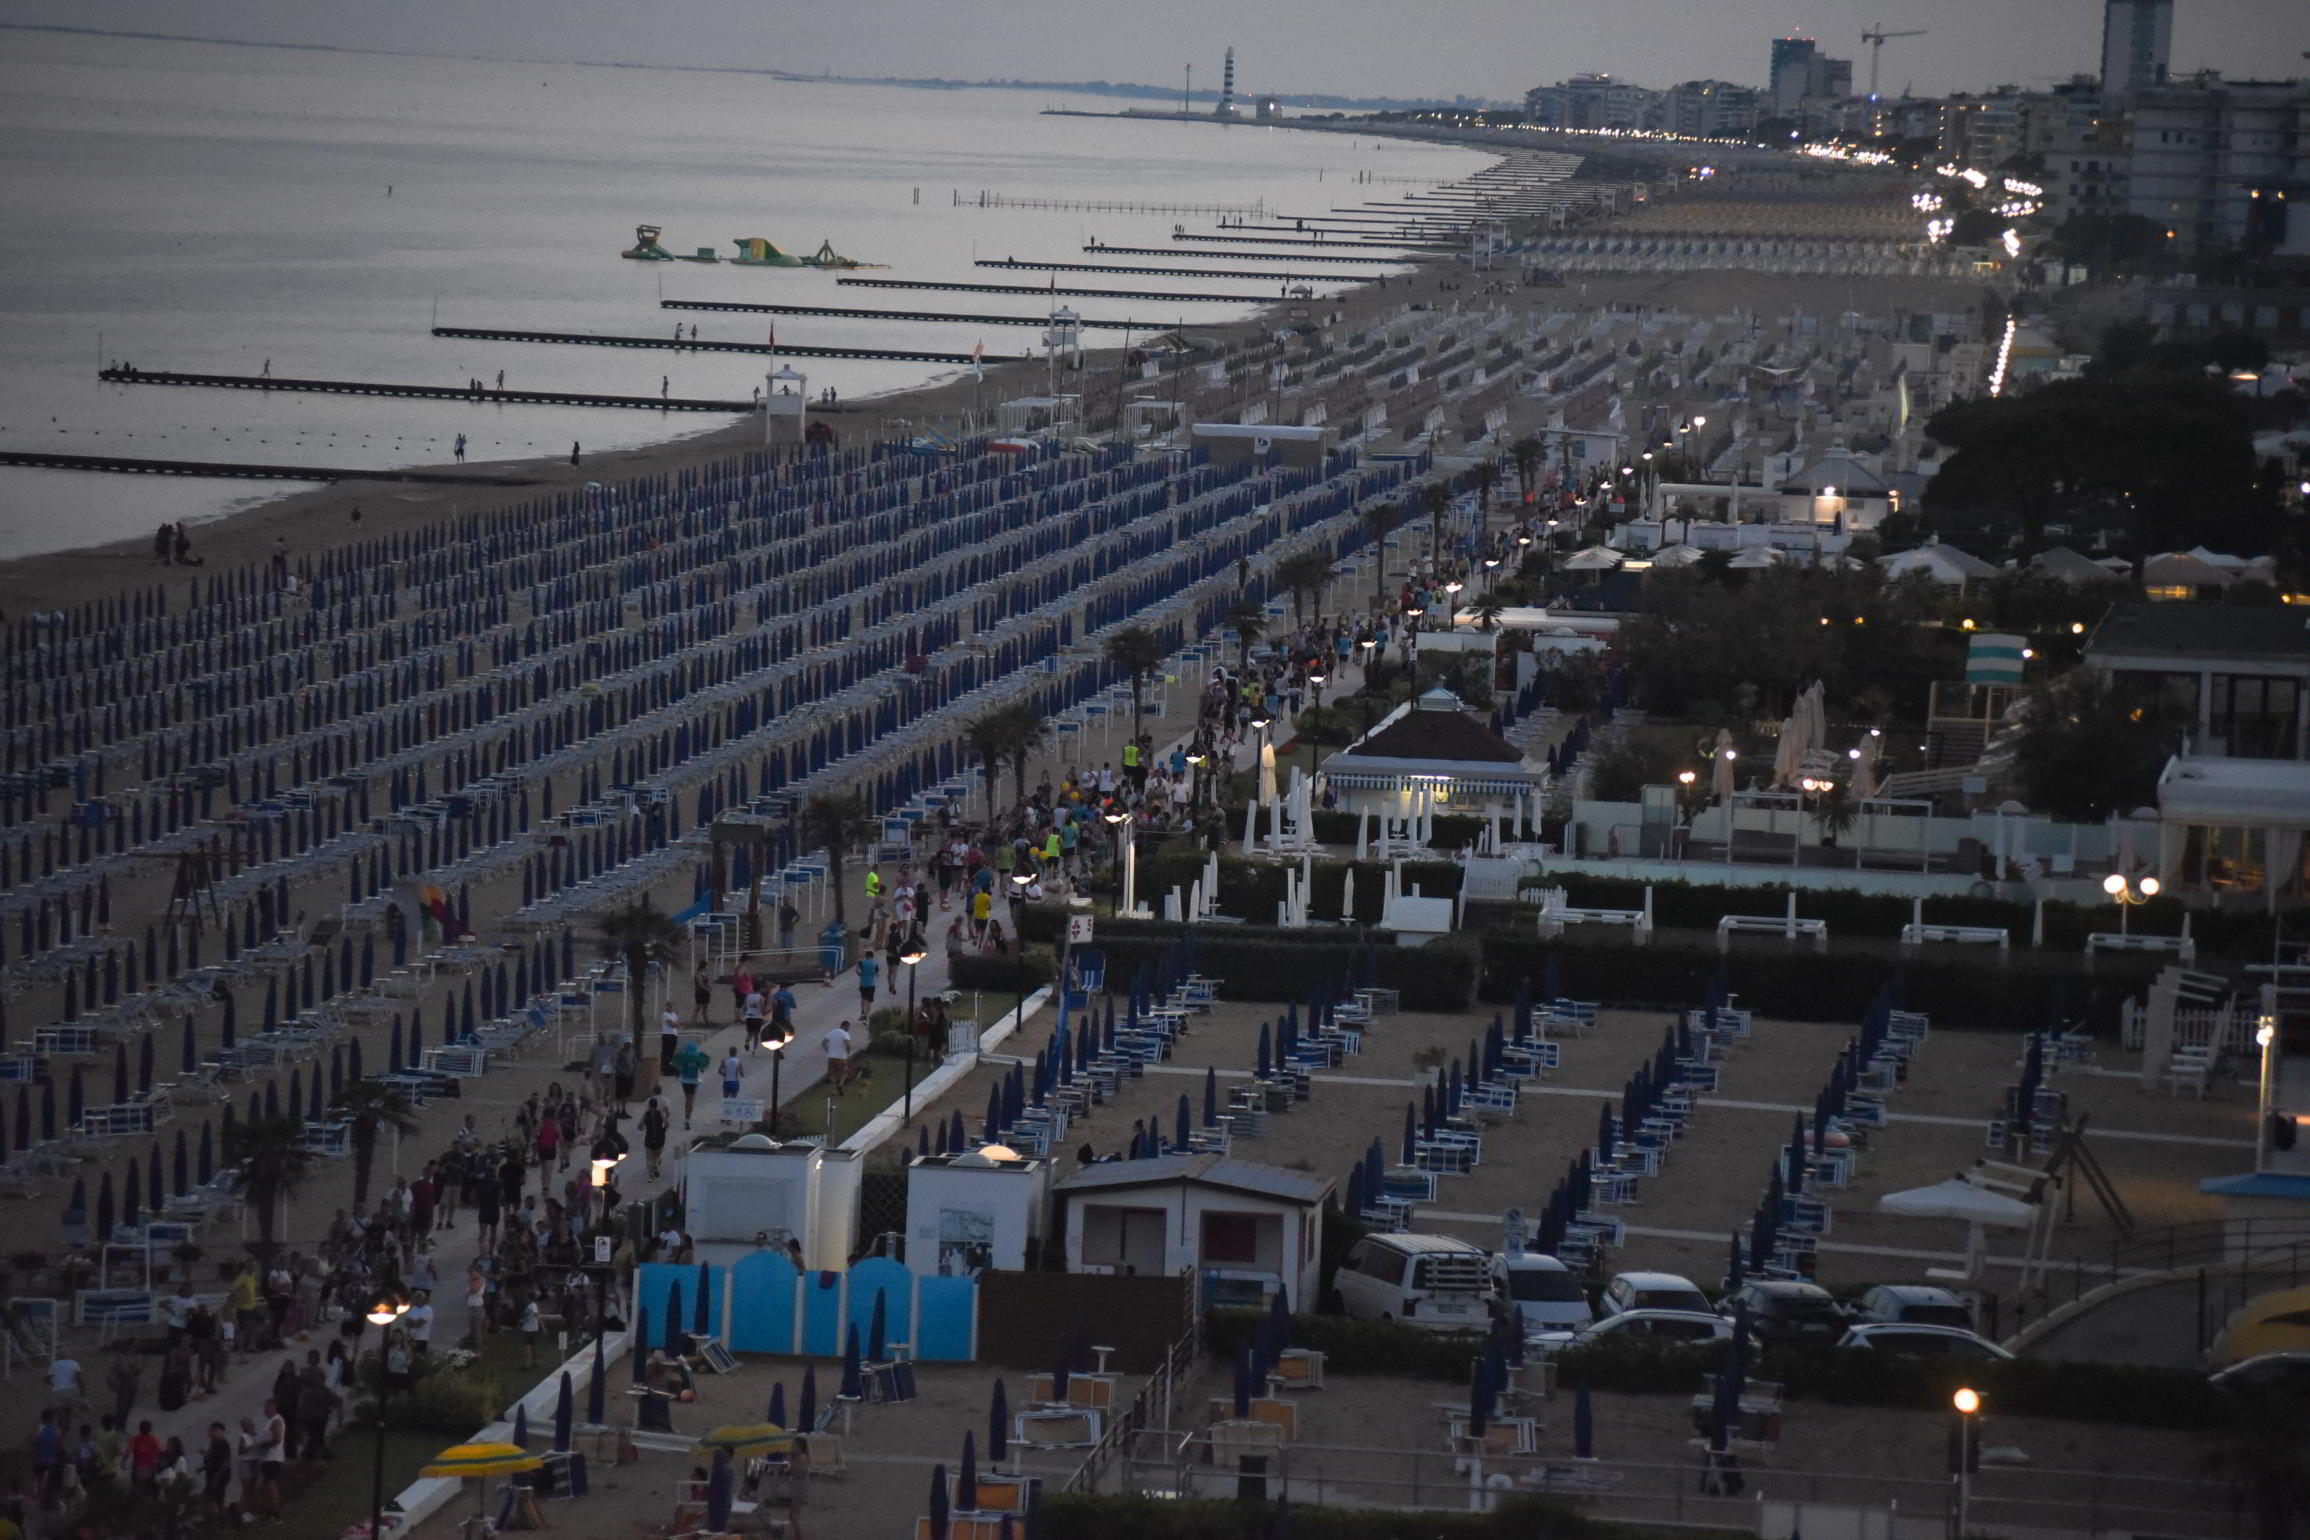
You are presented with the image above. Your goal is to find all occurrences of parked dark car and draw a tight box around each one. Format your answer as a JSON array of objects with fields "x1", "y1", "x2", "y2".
[{"x1": 1721, "y1": 1280, "x2": 1849, "y2": 1344}]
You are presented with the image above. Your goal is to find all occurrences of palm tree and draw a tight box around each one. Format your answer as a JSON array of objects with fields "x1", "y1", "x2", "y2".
[
  {"x1": 1274, "y1": 551, "x2": 1334, "y2": 629},
  {"x1": 1471, "y1": 596, "x2": 1508, "y2": 633},
  {"x1": 1102, "y1": 626, "x2": 1168, "y2": 743},
  {"x1": 996, "y1": 701, "x2": 1048, "y2": 811},
  {"x1": 225, "y1": 1114, "x2": 314, "y2": 1258},
  {"x1": 1510, "y1": 437, "x2": 1543, "y2": 511},
  {"x1": 333, "y1": 1081, "x2": 417, "y2": 1209},
  {"x1": 1465, "y1": 461, "x2": 1503, "y2": 540},
  {"x1": 1810, "y1": 780, "x2": 1859, "y2": 860},
  {"x1": 1360, "y1": 502, "x2": 1398, "y2": 610},
  {"x1": 798, "y1": 791, "x2": 877, "y2": 932},
  {"x1": 595, "y1": 896, "x2": 690, "y2": 1043},
  {"x1": 1227, "y1": 598, "x2": 1267, "y2": 675},
  {"x1": 966, "y1": 709, "x2": 1019, "y2": 824},
  {"x1": 1422, "y1": 481, "x2": 1453, "y2": 573}
]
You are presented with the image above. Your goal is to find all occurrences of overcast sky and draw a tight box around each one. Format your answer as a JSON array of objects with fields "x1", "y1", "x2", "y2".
[{"x1": 10, "y1": 0, "x2": 2301, "y2": 101}]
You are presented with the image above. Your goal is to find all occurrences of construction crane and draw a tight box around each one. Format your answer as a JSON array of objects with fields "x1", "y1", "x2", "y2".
[{"x1": 1862, "y1": 25, "x2": 1927, "y2": 99}]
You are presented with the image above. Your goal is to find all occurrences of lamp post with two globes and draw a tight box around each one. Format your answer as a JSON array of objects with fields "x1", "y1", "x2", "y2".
[{"x1": 2102, "y1": 872, "x2": 2161, "y2": 936}]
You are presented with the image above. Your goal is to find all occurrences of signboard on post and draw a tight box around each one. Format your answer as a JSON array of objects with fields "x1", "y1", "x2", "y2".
[{"x1": 1066, "y1": 915, "x2": 1095, "y2": 945}]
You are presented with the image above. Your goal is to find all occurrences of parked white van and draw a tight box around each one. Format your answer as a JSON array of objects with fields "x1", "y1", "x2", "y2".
[{"x1": 1336, "y1": 1234, "x2": 1491, "y2": 1330}]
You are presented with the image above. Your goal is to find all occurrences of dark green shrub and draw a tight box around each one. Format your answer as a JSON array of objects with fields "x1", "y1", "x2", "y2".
[
  {"x1": 1207, "y1": 1313, "x2": 2227, "y2": 1429},
  {"x1": 1476, "y1": 935, "x2": 2160, "y2": 1034},
  {"x1": 1035, "y1": 1493, "x2": 1657, "y2": 1540},
  {"x1": 950, "y1": 948, "x2": 1056, "y2": 994},
  {"x1": 1092, "y1": 928, "x2": 1478, "y2": 1012},
  {"x1": 1204, "y1": 1306, "x2": 1481, "y2": 1379}
]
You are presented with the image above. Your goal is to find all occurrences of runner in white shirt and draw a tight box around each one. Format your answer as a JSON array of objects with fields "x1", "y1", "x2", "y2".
[{"x1": 822, "y1": 1022, "x2": 855, "y2": 1092}]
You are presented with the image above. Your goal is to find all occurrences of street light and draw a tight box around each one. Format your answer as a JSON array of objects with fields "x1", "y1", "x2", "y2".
[
  {"x1": 2102, "y1": 872, "x2": 2160, "y2": 936},
  {"x1": 366, "y1": 1293, "x2": 410, "y2": 1540},
  {"x1": 1952, "y1": 1387, "x2": 1981, "y2": 1535},
  {"x1": 761, "y1": 1035, "x2": 787, "y2": 1137},
  {"x1": 899, "y1": 927, "x2": 928, "y2": 1125},
  {"x1": 1102, "y1": 806, "x2": 1129, "y2": 915}
]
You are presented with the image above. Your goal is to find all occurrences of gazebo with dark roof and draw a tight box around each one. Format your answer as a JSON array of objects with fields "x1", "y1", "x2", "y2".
[{"x1": 1319, "y1": 688, "x2": 1547, "y2": 815}]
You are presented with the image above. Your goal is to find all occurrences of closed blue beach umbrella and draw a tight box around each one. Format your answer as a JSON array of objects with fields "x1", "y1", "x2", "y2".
[{"x1": 840, "y1": 1323, "x2": 864, "y2": 1399}]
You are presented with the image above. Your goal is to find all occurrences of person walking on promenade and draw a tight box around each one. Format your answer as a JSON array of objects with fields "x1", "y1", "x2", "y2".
[
  {"x1": 672, "y1": 1039, "x2": 708, "y2": 1125},
  {"x1": 570, "y1": 442, "x2": 580, "y2": 466}
]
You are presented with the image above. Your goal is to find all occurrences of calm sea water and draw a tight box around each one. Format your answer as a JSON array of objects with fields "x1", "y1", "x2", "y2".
[{"x1": 0, "y1": 33, "x2": 1490, "y2": 558}]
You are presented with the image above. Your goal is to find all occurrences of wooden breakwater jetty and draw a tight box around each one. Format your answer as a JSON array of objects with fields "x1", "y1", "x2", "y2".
[
  {"x1": 974, "y1": 260, "x2": 1385, "y2": 282},
  {"x1": 659, "y1": 300, "x2": 1148, "y2": 331},
  {"x1": 1075, "y1": 245, "x2": 1409, "y2": 265},
  {"x1": 1170, "y1": 231, "x2": 1458, "y2": 250},
  {"x1": 0, "y1": 448, "x2": 539, "y2": 485},
  {"x1": 955, "y1": 190, "x2": 1264, "y2": 216},
  {"x1": 95, "y1": 368, "x2": 755, "y2": 414},
  {"x1": 834, "y1": 277, "x2": 1274, "y2": 304},
  {"x1": 428, "y1": 327, "x2": 1023, "y2": 365}
]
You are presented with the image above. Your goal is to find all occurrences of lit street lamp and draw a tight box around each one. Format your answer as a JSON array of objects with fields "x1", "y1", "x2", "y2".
[
  {"x1": 366, "y1": 1292, "x2": 410, "y2": 1540},
  {"x1": 762, "y1": 1036, "x2": 787, "y2": 1137},
  {"x1": 1102, "y1": 806, "x2": 1129, "y2": 915},
  {"x1": 1951, "y1": 1387, "x2": 1982, "y2": 1535},
  {"x1": 899, "y1": 928, "x2": 928, "y2": 1125},
  {"x1": 2102, "y1": 872, "x2": 2160, "y2": 936}
]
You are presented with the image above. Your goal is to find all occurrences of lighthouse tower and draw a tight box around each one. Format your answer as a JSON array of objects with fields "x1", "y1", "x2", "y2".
[{"x1": 1218, "y1": 48, "x2": 1236, "y2": 117}]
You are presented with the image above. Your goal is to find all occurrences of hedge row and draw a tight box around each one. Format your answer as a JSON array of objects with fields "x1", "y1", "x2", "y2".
[
  {"x1": 1086, "y1": 927, "x2": 1481, "y2": 1012},
  {"x1": 1201, "y1": 1311, "x2": 2228, "y2": 1430},
  {"x1": 949, "y1": 948, "x2": 1057, "y2": 995},
  {"x1": 984, "y1": 918, "x2": 2156, "y2": 1032},
  {"x1": 1241, "y1": 805, "x2": 1494, "y2": 852},
  {"x1": 1476, "y1": 936, "x2": 2162, "y2": 1035},
  {"x1": 1036, "y1": 1494, "x2": 1683, "y2": 1540}
]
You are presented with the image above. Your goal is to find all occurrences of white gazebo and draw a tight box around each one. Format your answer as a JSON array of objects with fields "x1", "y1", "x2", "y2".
[
  {"x1": 2155, "y1": 755, "x2": 2310, "y2": 907},
  {"x1": 1318, "y1": 689, "x2": 1549, "y2": 821}
]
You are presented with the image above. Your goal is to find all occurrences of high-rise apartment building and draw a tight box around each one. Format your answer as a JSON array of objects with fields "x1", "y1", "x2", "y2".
[
  {"x1": 1770, "y1": 36, "x2": 1818, "y2": 115},
  {"x1": 2100, "y1": 0, "x2": 2173, "y2": 97},
  {"x1": 2125, "y1": 77, "x2": 2310, "y2": 256},
  {"x1": 1769, "y1": 35, "x2": 1856, "y2": 119}
]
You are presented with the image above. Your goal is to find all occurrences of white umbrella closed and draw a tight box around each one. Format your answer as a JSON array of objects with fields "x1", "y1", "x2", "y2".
[
  {"x1": 1710, "y1": 729, "x2": 1737, "y2": 803},
  {"x1": 1772, "y1": 715, "x2": 1803, "y2": 788},
  {"x1": 1850, "y1": 731, "x2": 1882, "y2": 800},
  {"x1": 1258, "y1": 739, "x2": 1278, "y2": 807}
]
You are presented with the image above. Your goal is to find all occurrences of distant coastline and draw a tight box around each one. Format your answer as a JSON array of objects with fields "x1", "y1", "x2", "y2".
[{"x1": 0, "y1": 23, "x2": 1508, "y2": 112}]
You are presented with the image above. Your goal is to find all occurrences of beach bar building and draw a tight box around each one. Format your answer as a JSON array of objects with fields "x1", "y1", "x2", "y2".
[{"x1": 1054, "y1": 1153, "x2": 1331, "y2": 1309}]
